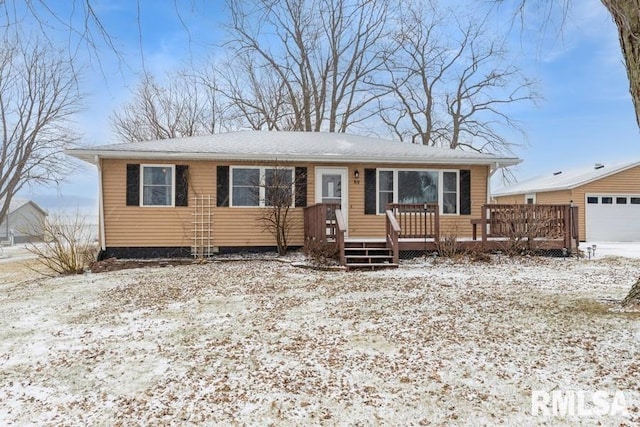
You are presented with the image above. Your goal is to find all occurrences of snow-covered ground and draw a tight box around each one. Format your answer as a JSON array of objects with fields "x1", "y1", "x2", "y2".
[
  {"x1": 583, "y1": 242, "x2": 640, "y2": 259},
  {"x1": 1, "y1": 250, "x2": 640, "y2": 425}
]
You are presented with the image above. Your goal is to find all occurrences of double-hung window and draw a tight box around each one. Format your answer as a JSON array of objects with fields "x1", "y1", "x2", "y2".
[
  {"x1": 377, "y1": 169, "x2": 459, "y2": 214},
  {"x1": 232, "y1": 168, "x2": 260, "y2": 206},
  {"x1": 141, "y1": 165, "x2": 175, "y2": 206},
  {"x1": 231, "y1": 166, "x2": 294, "y2": 207}
]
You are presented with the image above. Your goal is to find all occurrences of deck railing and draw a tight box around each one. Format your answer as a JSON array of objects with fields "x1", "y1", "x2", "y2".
[
  {"x1": 472, "y1": 204, "x2": 578, "y2": 249},
  {"x1": 304, "y1": 203, "x2": 341, "y2": 241},
  {"x1": 304, "y1": 202, "x2": 346, "y2": 265},
  {"x1": 386, "y1": 203, "x2": 440, "y2": 239},
  {"x1": 385, "y1": 209, "x2": 400, "y2": 264},
  {"x1": 335, "y1": 209, "x2": 346, "y2": 265}
]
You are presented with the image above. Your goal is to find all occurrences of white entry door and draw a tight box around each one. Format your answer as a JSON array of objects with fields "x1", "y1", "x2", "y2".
[{"x1": 315, "y1": 167, "x2": 348, "y2": 230}]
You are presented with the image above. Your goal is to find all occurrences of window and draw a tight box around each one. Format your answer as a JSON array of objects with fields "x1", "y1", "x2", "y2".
[
  {"x1": 378, "y1": 170, "x2": 394, "y2": 213},
  {"x1": 377, "y1": 169, "x2": 458, "y2": 214},
  {"x1": 587, "y1": 197, "x2": 598, "y2": 204},
  {"x1": 231, "y1": 166, "x2": 294, "y2": 207},
  {"x1": 442, "y1": 172, "x2": 458, "y2": 214},
  {"x1": 602, "y1": 197, "x2": 613, "y2": 204},
  {"x1": 616, "y1": 197, "x2": 628, "y2": 204},
  {"x1": 631, "y1": 197, "x2": 640, "y2": 205},
  {"x1": 232, "y1": 168, "x2": 260, "y2": 206},
  {"x1": 141, "y1": 165, "x2": 174, "y2": 206},
  {"x1": 265, "y1": 168, "x2": 293, "y2": 206}
]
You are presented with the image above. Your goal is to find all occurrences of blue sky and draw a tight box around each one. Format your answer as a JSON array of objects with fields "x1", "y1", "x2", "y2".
[{"x1": 17, "y1": 0, "x2": 640, "y2": 215}]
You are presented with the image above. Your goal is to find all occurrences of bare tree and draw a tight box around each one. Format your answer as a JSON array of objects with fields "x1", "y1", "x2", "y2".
[
  {"x1": 253, "y1": 165, "x2": 301, "y2": 255},
  {"x1": 225, "y1": 0, "x2": 391, "y2": 132},
  {"x1": 0, "y1": 35, "x2": 82, "y2": 229},
  {"x1": 216, "y1": 53, "x2": 298, "y2": 130},
  {"x1": 111, "y1": 70, "x2": 230, "y2": 142},
  {"x1": 376, "y1": 3, "x2": 537, "y2": 154}
]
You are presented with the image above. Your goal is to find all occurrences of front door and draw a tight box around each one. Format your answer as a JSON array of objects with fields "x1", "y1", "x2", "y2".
[{"x1": 315, "y1": 167, "x2": 348, "y2": 232}]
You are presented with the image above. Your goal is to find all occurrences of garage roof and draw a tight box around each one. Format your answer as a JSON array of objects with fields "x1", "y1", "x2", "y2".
[{"x1": 493, "y1": 160, "x2": 640, "y2": 197}]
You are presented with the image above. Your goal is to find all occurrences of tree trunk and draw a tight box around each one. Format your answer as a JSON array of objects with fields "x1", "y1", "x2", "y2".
[
  {"x1": 600, "y1": 0, "x2": 640, "y2": 128},
  {"x1": 622, "y1": 277, "x2": 640, "y2": 307},
  {"x1": 600, "y1": 1, "x2": 640, "y2": 306}
]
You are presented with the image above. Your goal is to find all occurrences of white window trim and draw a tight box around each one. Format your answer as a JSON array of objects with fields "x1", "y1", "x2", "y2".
[
  {"x1": 140, "y1": 164, "x2": 175, "y2": 207},
  {"x1": 525, "y1": 193, "x2": 536, "y2": 204},
  {"x1": 230, "y1": 166, "x2": 295, "y2": 208},
  {"x1": 376, "y1": 168, "x2": 460, "y2": 215}
]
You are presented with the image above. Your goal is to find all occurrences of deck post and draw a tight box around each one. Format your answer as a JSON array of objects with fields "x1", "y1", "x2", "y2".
[
  {"x1": 563, "y1": 205, "x2": 571, "y2": 249},
  {"x1": 481, "y1": 204, "x2": 488, "y2": 245}
]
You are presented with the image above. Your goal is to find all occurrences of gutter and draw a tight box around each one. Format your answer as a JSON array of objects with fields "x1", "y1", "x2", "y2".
[
  {"x1": 95, "y1": 155, "x2": 106, "y2": 252},
  {"x1": 68, "y1": 150, "x2": 522, "y2": 168}
]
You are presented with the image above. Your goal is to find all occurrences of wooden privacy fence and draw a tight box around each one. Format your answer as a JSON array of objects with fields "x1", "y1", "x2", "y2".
[{"x1": 386, "y1": 203, "x2": 440, "y2": 239}]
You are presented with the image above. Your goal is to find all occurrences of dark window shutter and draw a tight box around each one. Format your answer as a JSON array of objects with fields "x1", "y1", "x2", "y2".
[
  {"x1": 460, "y1": 169, "x2": 471, "y2": 215},
  {"x1": 364, "y1": 168, "x2": 376, "y2": 215},
  {"x1": 126, "y1": 164, "x2": 140, "y2": 206},
  {"x1": 216, "y1": 166, "x2": 230, "y2": 207},
  {"x1": 175, "y1": 165, "x2": 189, "y2": 206},
  {"x1": 294, "y1": 167, "x2": 307, "y2": 207}
]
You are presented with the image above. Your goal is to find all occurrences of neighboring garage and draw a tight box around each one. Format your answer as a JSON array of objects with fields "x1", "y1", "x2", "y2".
[{"x1": 492, "y1": 161, "x2": 640, "y2": 242}]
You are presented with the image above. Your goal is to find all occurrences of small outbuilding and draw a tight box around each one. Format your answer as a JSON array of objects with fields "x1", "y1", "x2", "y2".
[
  {"x1": 0, "y1": 198, "x2": 48, "y2": 244},
  {"x1": 492, "y1": 161, "x2": 640, "y2": 242}
]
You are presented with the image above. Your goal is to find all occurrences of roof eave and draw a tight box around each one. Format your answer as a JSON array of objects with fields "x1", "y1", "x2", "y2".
[{"x1": 66, "y1": 149, "x2": 521, "y2": 167}]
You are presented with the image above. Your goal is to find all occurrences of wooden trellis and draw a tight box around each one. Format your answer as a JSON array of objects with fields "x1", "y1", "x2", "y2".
[{"x1": 192, "y1": 195, "x2": 215, "y2": 258}]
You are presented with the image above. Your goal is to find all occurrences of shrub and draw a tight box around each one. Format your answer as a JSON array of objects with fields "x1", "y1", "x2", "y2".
[
  {"x1": 26, "y1": 211, "x2": 97, "y2": 275},
  {"x1": 436, "y1": 229, "x2": 462, "y2": 258},
  {"x1": 304, "y1": 238, "x2": 338, "y2": 265}
]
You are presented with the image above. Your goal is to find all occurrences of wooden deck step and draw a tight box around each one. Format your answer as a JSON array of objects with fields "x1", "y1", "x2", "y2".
[
  {"x1": 346, "y1": 262, "x2": 398, "y2": 270},
  {"x1": 343, "y1": 240, "x2": 398, "y2": 271}
]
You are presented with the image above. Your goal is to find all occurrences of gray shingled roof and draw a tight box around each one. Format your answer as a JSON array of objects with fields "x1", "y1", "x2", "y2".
[
  {"x1": 492, "y1": 160, "x2": 640, "y2": 197},
  {"x1": 67, "y1": 131, "x2": 520, "y2": 167}
]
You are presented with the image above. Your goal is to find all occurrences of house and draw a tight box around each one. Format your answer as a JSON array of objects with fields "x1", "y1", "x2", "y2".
[
  {"x1": 67, "y1": 131, "x2": 533, "y2": 265},
  {"x1": 0, "y1": 198, "x2": 47, "y2": 244},
  {"x1": 492, "y1": 161, "x2": 640, "y2": 242}
]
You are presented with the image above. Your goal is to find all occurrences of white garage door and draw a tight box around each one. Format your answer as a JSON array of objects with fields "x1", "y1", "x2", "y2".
[{"x1": 585, "y1": 194, "x2": 640, "y2": 241}]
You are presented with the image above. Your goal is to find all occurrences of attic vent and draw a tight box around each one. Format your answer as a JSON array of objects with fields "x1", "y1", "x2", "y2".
[
  {"x1": 553, "y1": 171, "x2": 562, "y2": 176},
  {"x1": 594, "y1": 163, "x2": 604, "y2": 170}
]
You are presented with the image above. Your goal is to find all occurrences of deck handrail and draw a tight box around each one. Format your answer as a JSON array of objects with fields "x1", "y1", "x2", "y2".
[
  {"x1": 385, "y1": 209, "x2": 400, "y2": 264},
  {"x1": 303, "y1": 202, "x2": 341, "y2": 241},
  {"x1": 386, "y1": 203, "x2": 439, "y2": 240},
  {"x1": 335, "y1": 208, "x2": 346, "y2": 265},
  {"x1": 473, "y1": 204, "x2": 573, "y2": 245}
]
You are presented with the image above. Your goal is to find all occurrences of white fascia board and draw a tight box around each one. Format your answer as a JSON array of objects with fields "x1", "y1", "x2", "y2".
[{"x1": 67, "y1": 149, "x2": 521, "y2": 167}]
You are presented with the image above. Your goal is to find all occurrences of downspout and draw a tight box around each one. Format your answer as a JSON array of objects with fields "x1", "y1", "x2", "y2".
[
  {"x1": 487, "y1": 162, "x2": 500, "y2": 204},
  {"x1": 95, "y1": 155, "x2": 106, "y2": 253}
]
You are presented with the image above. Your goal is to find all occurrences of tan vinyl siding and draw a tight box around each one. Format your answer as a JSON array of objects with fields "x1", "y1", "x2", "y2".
[
  {"x1": 102, "y1": 159, "x2": 311, "y2": 248},
  {"x1": 533, "y1": 190, "x2": 572, "y2": 205},
  {"x1": 102, "y1": 159, "x2": 491, "y2": 247},
  {"x1": 493, "y1": 195, "x2": 523, "y2": 204}
]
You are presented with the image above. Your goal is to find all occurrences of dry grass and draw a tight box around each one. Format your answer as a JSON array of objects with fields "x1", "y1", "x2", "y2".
[{"x1": 1, "y1": 256, "x2": 639, "y2": 425}]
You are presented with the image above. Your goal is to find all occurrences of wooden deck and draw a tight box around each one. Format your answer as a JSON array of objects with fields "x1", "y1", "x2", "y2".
[{"x1": 304, "y1": 203, "x2": 580, "y2": 270}]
